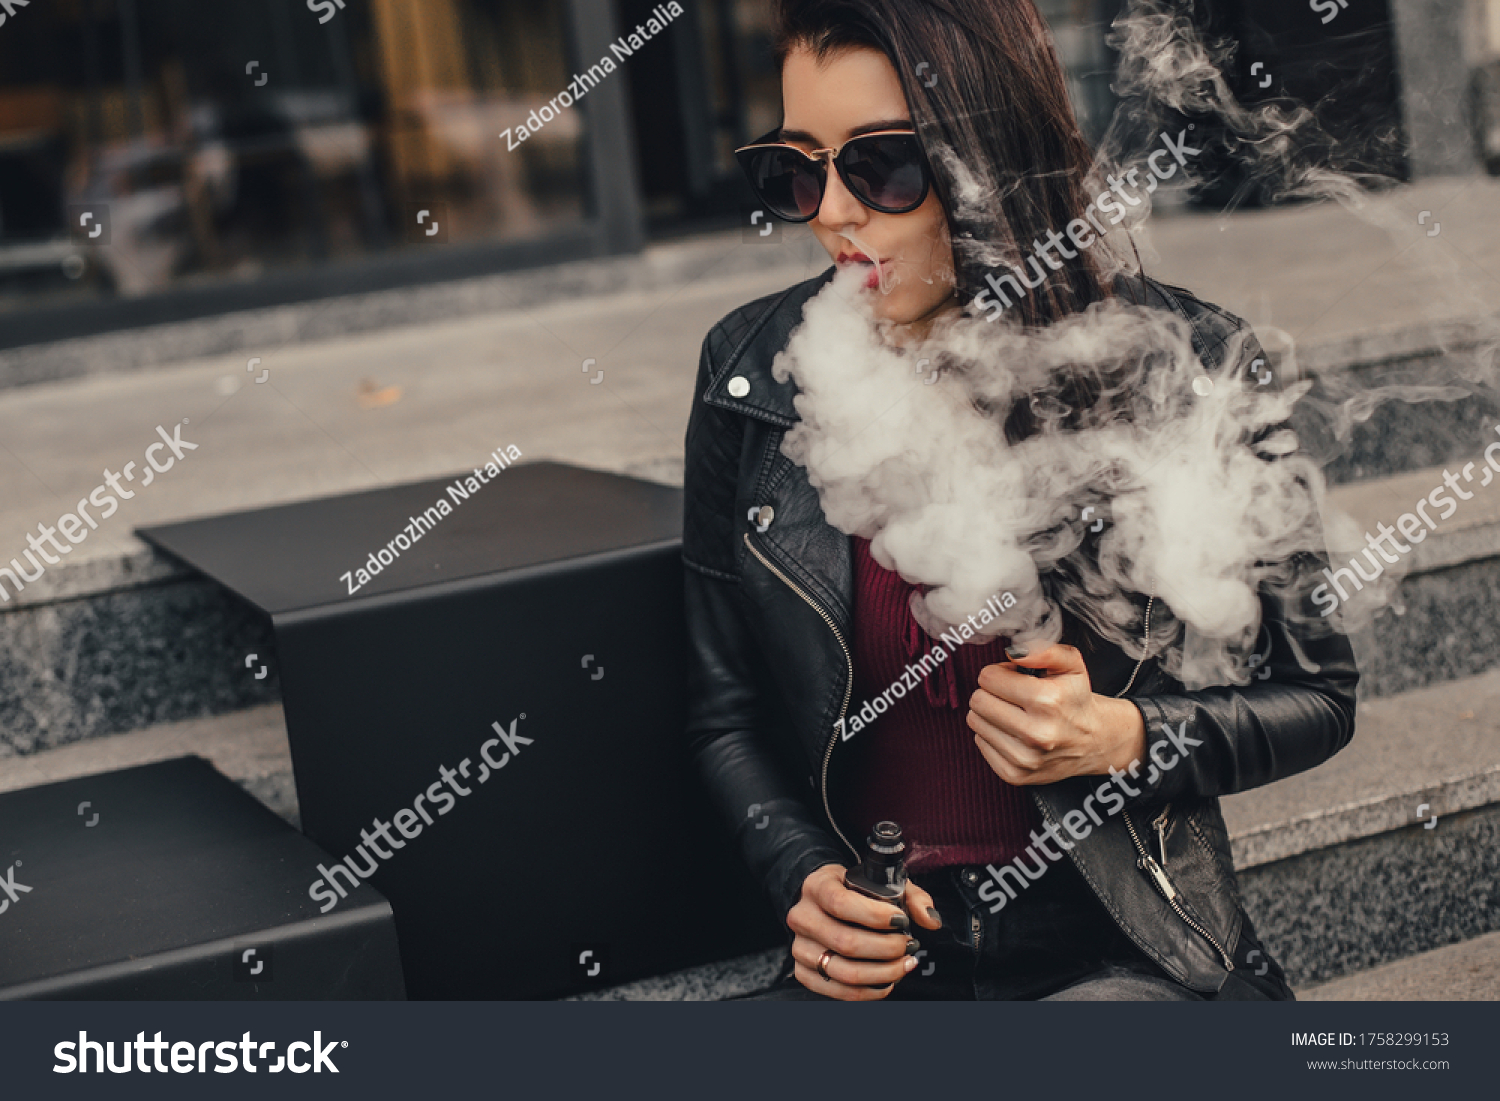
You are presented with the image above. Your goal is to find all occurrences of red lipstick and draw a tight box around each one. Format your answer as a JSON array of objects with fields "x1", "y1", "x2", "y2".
[{"x1": 836, "y1": 252, "x2": 884, "y2": 290}]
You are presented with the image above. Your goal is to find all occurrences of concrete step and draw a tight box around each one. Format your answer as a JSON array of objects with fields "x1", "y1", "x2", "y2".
[
  {"x1": 1297, "y1": 929, "x2": 1500, "y2": 1000},
  {"x1": 1296, "y1": 318, "x2": 1500, "y2": 487},
  {"x1": 8, "y1": 661, "x2": 1488, "y2": 999},
  {"x1": 1329, "y1": 458, "x2": 1500, "y2": 698},
  {"x1": 0, "y1": 702, "x2": 298, "y2": 827},
  {"x1": 565, "y1": 932, "x2": 1500, "y2": 1001},
  {"x1": 1223, "y1": 666, "x2": 1500, "y2": 987}
]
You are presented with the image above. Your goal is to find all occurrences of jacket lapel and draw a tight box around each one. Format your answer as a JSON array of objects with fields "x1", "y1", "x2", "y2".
[
  {"x1": 703, "y1": 267, "x2": 834, "y2": 425},
  {"x1": 706, "y1": 268, "x2": 854, "y2": 632}
]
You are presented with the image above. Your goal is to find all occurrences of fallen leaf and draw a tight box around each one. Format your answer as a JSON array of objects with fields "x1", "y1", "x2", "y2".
[{"x1": 357, "y1": 379, "x2": 403, "y2": 408}]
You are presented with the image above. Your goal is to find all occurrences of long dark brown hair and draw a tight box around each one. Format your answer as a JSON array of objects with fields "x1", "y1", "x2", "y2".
[{"x1": 772, "y1": 0, "x2": 1112, "y2": 333}]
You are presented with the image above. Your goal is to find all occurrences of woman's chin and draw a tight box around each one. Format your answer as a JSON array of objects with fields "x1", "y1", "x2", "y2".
[
  {"x1": 871, "y1": 294, "x2": 950, "y2": 334},
  {"x1": 869, "y1": 294, "x2": 918, "y2": 325}
]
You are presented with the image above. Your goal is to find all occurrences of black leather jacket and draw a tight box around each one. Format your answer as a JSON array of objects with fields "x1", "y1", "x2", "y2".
[{"x1": 681, "y1": 267, "x2": 1359, "y2": 994}]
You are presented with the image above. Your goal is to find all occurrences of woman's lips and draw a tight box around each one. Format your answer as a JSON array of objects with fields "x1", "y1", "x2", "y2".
[{"x1": 836, "y1": 252, "x2": 885, "y2": 290}]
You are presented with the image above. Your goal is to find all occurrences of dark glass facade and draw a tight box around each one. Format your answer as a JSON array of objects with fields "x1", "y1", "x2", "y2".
[
  {"x1": 0, "y1": 0, "x2": 586, "y2": 312},
  {"x1": 0, "y1": 0, "x2": 1407, "y2": 332}
]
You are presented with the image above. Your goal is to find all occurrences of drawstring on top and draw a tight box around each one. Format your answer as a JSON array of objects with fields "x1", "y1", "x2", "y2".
[{"x1": 907, "y1": 587, "x2": 961, "y2": 709}]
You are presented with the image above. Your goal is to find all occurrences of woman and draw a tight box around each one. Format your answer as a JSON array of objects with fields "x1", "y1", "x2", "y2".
[{"x1": 682, "y1": 0, "x2": 1357, "y2": 1000}]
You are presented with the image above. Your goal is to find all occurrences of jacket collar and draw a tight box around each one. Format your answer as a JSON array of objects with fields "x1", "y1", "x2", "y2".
[{"x1": 703, "y1": 267, "x2": 837, "y2": 426}]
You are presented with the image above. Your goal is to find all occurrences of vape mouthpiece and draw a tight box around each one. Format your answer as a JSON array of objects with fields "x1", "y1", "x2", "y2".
[
  {"x1": 845, "y1": 820, "x2": 908, "y2": 905},
  {"x1": 868, "y1": 820, "x2": 905, "y2": 855}
]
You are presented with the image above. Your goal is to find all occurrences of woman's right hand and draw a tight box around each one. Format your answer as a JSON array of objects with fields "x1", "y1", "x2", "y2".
[{"x1": 785, "y1": 863, "x2": 939, "y2": 1000}]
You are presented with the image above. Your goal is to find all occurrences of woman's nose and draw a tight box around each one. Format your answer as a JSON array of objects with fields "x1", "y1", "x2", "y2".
[{"x1": 816, "y1": 158, "x2": 867, "y2": 231}]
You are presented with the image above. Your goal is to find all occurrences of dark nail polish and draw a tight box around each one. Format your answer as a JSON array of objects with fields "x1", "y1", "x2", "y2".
[
  {"x1": 926, "y1": 906, "x2": 943, "y2": 928},
  {"x1": 889, "y1": 911, "x2": 910, "y2": 931},
  {"x1": 905, "y1": 937, "x2": 921, "y2": 955},
  {"x1": 1005, "y1": 644, "x2": 1028, "y2": 661}
]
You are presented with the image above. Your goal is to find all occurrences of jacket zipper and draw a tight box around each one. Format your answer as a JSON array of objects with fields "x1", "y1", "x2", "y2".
[
  {"x1": 1121, "y1": 805, "x2": 1235, "y2": 971},
  {"x1": 743, "y1": 532, "x2": 860, "y2": 860},
  {"x1": 1111, "y1": 595, "x2": 1233, "y2": 973},
  {"x1": 1114, "y1": 591, "x2": 1155, "y2": 698}
]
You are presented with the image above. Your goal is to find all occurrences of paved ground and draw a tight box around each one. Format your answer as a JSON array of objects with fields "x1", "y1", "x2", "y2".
[
  {"x1": 1142, "y1": 175, "x2": 1500, "y2": 346},
  {"x1": 1298, "y1": 929, "x2": 1500, "y2": 999},
  {"x1": 0, "y1": 176, "x2": 1498, "y2": 568},
  {"x1": 0, "y1": 263, "x2": 815, "y2": 570}
]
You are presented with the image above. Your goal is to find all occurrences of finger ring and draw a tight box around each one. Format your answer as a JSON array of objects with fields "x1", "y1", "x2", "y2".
[{"x1": 817, "y1": 949, "x2": 836, "y2": 982}]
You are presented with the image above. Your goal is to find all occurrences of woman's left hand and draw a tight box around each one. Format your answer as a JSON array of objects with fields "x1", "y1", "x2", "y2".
[{"x1": 966, "y1": 645, "x2": 1146, "y2": 786}]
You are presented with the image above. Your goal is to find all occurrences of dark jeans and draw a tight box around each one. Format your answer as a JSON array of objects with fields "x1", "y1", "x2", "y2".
[{"x1": 734, "y1": 855, "x2": 1292, "y2": 1001}]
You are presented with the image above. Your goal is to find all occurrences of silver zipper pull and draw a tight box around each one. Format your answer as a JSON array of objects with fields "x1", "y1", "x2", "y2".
[
  {"x1": 1138, "y1": 854, "x2": 1177, "y2": 901},
  {"x1": 1153, "y1": 804, "x2": 1172, "y2": 867}
]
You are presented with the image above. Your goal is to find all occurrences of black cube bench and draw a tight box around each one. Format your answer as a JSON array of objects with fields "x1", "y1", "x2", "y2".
[
  {"x1": 138, "y1": 460, "x2": 781, "y2": 999},
  {"x1": 0, "y1": 756, "x2": 404, "y2": 999}
]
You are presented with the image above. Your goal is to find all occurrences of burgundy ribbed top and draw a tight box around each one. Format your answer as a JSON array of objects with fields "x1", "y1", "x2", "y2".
[{"x1": 838, "y1": 536, "x2": 1042, "y2": 873}]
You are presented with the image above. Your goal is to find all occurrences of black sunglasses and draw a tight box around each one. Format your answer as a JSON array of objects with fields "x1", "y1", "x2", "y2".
[{"x1": 734, "y1": 128, "x2": 932, "y2": 222}]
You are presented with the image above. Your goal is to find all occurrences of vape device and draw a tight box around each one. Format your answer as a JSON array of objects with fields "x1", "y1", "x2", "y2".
[{"x1": 844, "y1": 820, "x2": 909, "y2": 910}]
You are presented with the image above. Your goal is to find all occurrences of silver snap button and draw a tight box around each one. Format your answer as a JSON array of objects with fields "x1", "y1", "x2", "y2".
[
  {"x1": 963, "y1": 870, "x2": 979, "y2": 885},
  {"x1": 756, "y1": 505, "x2": 774, "y2": 528},
  {"x1": 727, "y1": 375, "x2": 750, "y2": 398}
]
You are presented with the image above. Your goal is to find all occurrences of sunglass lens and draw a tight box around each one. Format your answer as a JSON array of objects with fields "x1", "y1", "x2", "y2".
[
  {"x1": 745, "y1": 148, "x2": 822, "y2": 220},
  {"x1": 842, "y1": 135, "x2": 926, "y2": 212}
]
